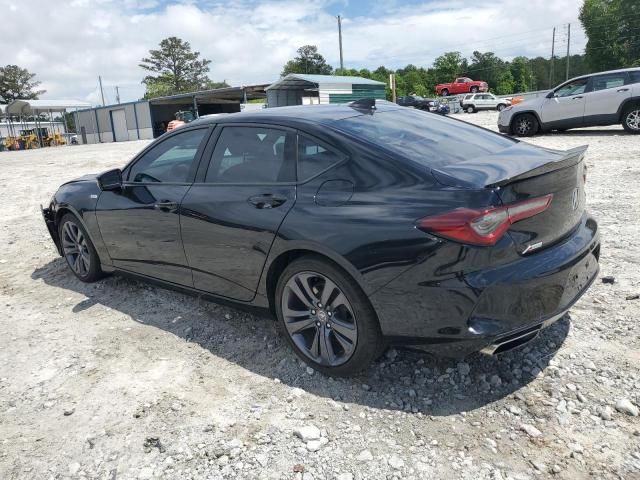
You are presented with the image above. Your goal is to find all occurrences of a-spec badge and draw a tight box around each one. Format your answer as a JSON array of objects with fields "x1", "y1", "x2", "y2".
[
  {"x1": 90, "y1": 194, "x2": 98, "y2": 199},
  {"x1": 522, "y1": 241, "x2": 543, "y2": 254}
]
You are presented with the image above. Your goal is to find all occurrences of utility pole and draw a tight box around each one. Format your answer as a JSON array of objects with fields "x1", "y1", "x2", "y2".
[
  {"x1": 337, "y1": 15, "x2": 344, "y2": 72},
  {"x1": 98, "y1": 75, "x2": 106, "y2": 106},
  {"x1": 115, "y1": 86, "x2": 121, "y2": 104},
  {"x1": 565, "y1": 23, "x2": 571, "y2": 81},
  {"x1": 389, "y1": 74, "x2": 396, "y2": 103},
  {"x1": 549, "y1": 27, "x2": 556, "y2": 89}
]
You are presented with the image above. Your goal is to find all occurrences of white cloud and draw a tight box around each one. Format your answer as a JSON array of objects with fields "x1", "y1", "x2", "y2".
[{"x1": 1, "y1": 0, "x2": 585, "y2": 104}]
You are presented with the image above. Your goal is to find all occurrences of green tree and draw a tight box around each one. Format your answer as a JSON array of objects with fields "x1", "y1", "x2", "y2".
[
  {"x1": 281, "y1": 45, "x2": 333, "y2": 76},
  {"x1": 0, "y1": 65, "x2": 45, "y2": 102},
  {"x1": 580, "y1": 0, "x2": 640, "y2": 70},
  {"x1": 466, "y1": 51, "x2": 507, "y2": 92},
  {"x1": 140, "y1": 37, "x2": 213, "y2": 99},
  {"x1": 495, "y1": 70, "x2": 515, "y2": 95},
  {"x1": 510, "y1": 56, "x2": 534, "y2": 93},
  {"x1": 432, "y1": 52, "x2": 467, "y2": 84}
]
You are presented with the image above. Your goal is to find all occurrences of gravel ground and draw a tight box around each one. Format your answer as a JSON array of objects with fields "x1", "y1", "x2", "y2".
[{"x1": 0, "y1": 111, "x2": 639, "y2": 480}]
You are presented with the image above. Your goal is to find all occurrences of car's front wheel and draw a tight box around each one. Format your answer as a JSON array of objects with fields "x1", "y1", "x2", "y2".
[
  {"x1": 466, "y1": 105, "x2": 476, "y2": 113},
  {"x1": 512, "y1": 113, "x2": 539, "y2": 136},
  {"x1": 275, "y1": 256, "x2": 383, "y2": 376},
  {"x1": 440, "y1": 89, "x2": 449, "y2": 96},
  {"x1": 470, "y1": 86, "x2": 479, "y2": 93},
  {"x1": 497, "y1": 103, "x2": 507, "y2": 111},
  {"x1": 58, "y1": 213, "x2": 104, "y2": 282},
  {"x1": 622, "y1": 105, "x2": 640, "y2": 133}
]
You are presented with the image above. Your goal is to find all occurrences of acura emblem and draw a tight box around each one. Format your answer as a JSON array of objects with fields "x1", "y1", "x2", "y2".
[{"x1": 571, "y1": 188, "x2": 579, "y2": 211}]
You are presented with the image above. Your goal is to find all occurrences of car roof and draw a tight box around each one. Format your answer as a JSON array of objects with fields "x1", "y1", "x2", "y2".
[
  {"x1": 190, "y1": 102, "x2": 406, "y2": 128},
  {"x1": 564, "y1": 67, "x2": 640, "y2": 84}
]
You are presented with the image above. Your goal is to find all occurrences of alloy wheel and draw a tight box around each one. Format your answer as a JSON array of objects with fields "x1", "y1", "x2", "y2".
[
  {"x1": 516, "y1": 117, "x2": 532, "y2": 135},
  {"x1": 626, "y1": 109, "x2": 640, "y2": 131},
  {"x1": 61, "y1": 221, "x2": 91, "y2": 277},
  {"x1": 281, "y1": 271, "x2": 357, "y2": 366}
]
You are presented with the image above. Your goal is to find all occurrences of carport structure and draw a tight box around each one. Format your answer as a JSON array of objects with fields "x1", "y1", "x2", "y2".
[
  {"x1": 73, "y1": 84, "x2": 269, "y2": 143},
  {"x1": 147, "y1": 84, "x2": 269, "y2": 137},
  {"x1": 3, "y1": 99, "x2": 91, "y2": 147},
  {"x1": 265, "y1": 74, "x2": 387, "y2": 107}
]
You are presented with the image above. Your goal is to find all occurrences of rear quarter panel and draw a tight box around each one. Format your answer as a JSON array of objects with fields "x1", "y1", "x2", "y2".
[{"x1": 258, "y1": 135, "x2": 501, "y2": 300}]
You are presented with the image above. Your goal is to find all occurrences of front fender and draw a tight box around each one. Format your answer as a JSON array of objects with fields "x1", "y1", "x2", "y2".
[{"x1": 48, "y1": 181, "x2": 113, "y2": 268}]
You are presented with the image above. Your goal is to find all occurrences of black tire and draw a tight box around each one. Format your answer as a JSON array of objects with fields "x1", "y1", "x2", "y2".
[
  {"x1": 497, "y1": 103, "x2": 507, "y2": 111},
  {"x1": 621, "y1": 104, "x2": 640, "y2": 133},
  {"x1": 470, "y1": 86, "x2": 479, "y2": 93},
  {"x1": 512, "y1": 113, "x2": 539, "y2": 136},
  {"x1": 275, "y1": 255, "x2": 384, "y2": 376},
  {"x1": 441, "y1": 89, "x2": 449, "y2": 97},
  {"x1": 466, "y1": 105, "x2": 476, "y2": 114},
  {"x1": 58, "y1": 213, "x2": 104, "y2": 282}
]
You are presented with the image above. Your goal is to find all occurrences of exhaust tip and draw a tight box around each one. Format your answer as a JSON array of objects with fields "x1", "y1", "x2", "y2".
[{"x1": 481, "y1": 325, "x2": 542, "y2": 355}]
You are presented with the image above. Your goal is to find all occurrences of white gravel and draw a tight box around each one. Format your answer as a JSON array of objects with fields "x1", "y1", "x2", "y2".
[{"x1": 0, "y1": 111, "x2": 639, "y2": 479}]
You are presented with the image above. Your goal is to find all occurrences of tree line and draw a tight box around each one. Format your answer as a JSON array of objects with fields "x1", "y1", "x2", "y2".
[{"x1": 284, "y1": 46, "x2": 594, "y2": 97}]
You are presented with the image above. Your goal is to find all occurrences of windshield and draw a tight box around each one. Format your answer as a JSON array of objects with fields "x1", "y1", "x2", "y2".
[{"x1": 332, "y1": 108, "x2": 515, "y2": 168}]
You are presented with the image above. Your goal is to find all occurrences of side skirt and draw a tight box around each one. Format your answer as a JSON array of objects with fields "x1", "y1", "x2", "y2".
[{"x1": 113, "y1": 268, "x2": 273, "y2": 318}]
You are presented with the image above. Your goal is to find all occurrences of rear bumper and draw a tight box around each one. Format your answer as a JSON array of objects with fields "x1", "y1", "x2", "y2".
[
  {"x1": 370, "y1": 214, "x2": 600, "y2": 357},
  {"x1": 41, "y1": 204, "x2": 62, "y2": 255}
]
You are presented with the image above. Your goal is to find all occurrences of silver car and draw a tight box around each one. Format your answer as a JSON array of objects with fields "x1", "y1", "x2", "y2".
[
  {"x1": 461, "y1": 93, "x2": 511, "y2": 113},
  {"x1": 498, "y1": 67, "x2": 640, "y2": 136}
]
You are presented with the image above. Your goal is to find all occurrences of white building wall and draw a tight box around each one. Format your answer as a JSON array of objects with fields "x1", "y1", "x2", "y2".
[{"x1": 318, "y1": 83, "x2": 352, "y2": 104}]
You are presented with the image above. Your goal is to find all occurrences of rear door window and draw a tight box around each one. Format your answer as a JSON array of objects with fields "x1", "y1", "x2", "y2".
[
  {"x1": 205, "y1": 126, "x2": 295, "y2": 183},
  {"x1": 630, "y1": 71, "x2": 640, "y2": 84},
  {"x1": 591, "y1": 73, "x2": 628, "y2": 91},
  {"x1": 297, "y1": 135, "x2": 345, "y2": 181},
  {"x1": 332, "y1": 108, "x2": 515, "y2": 169}
]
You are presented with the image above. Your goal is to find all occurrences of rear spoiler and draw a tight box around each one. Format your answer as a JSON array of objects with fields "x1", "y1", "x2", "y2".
[{"x1": 432, "y1": 144, "x2": 588, "y2": 189}]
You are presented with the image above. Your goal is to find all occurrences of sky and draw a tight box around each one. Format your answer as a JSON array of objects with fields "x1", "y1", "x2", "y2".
[{"x1": 1, "y1": 0, "x2": 586, "y2": 105}]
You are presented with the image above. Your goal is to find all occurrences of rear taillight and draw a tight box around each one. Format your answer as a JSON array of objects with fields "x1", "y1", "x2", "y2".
[{"x1": 416, "y1": 194, "x2": 553, "y2": 246}]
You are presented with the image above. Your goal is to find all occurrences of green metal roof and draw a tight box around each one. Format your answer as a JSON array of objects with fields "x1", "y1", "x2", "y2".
[{"x1": 266, "y1": 74, "x2": 385, "y2": 91}]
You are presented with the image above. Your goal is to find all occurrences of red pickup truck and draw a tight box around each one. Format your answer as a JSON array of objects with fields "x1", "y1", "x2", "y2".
[{"x1": 435, "y1": 77, "x2": 488, "y2": 96}]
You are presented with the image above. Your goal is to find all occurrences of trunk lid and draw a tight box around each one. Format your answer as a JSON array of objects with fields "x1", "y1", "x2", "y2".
[{"x1": 433, "y1": 143, "x2": 588, "y2": 254}]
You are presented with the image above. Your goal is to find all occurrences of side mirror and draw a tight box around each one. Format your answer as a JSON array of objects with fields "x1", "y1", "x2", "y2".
[
  {"x1": 546, "y1": 91, "x2": 556, "y2": 99},
  {"x1": 97, "y1": 168, "x2": 122, "y2": 191}
]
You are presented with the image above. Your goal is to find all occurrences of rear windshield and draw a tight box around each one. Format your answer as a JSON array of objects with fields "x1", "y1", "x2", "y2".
[{"x1": 332, "y1": 108, "x2": 515, "y2": 168}]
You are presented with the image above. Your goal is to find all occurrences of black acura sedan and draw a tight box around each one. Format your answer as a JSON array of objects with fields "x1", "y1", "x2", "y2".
[{"x1": 42, "y1": 100, "x2": 600, "y2": 376}]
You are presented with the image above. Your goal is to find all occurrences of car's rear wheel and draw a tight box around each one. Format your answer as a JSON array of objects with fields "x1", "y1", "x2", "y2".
[
  {"x1": 275, "y1": 256, "x2": 383, "y2": 376},
  {"x1": 441, "y1": 89, "x2": 449, "y2": 96},
  {"x1": 470, "y1": 86, "x2": 479, "y2": 93},
  {"x1": 512, "y1": 113, "x2": 539, "y2": 136},
  {"x1": 58, "y1": 213, "x2": 104, "y2": 282},
  {"x1": 622, "y1": 105, "x2": 640, "y2": 133},
  {"x1": 466, "y1": 105, "x2": 476, "y2": 113}
]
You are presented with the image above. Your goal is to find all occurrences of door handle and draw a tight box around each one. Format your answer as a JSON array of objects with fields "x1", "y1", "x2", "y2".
[
  {"x1": 154, "y1": 200, "x2": 178, "y2": 212},
  {"x1": 248, "y1": 194, "x2": 287, "y2": 209},
  {"x1": 572, "y1": 96, "x2": 583, "y2": 100},
  {"x1": 617, "y1": 88, "x2": 629, "y2": 92}
]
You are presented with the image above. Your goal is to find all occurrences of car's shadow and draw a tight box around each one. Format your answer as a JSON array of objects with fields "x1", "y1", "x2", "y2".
[
  {"x1": 32, "y1": 258, "x2": 569, "y2": 416},
  {"x1": 547, "y1": 128, "x2": 627, "y2": 136}
]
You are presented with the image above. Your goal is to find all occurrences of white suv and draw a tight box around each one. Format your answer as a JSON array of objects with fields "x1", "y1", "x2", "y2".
[
  {"x1": 461, "y1": 93, "x2": 510, "y2": 113},
  {"x1": 498, "y1": 67, "x2": 640, "y2": 136}
]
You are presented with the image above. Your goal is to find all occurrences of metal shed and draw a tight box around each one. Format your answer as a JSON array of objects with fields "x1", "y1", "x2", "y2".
[
  {"x1": 73, "y1": 84, "x2": 269, "y2": 144},
  {"x1": 265, "y1": 74, "x2": 387, "y2": 108}
]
